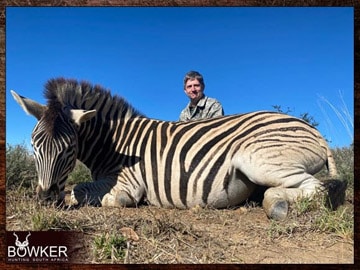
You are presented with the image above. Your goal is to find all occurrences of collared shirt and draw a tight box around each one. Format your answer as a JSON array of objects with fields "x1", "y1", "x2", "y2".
[{"x1": 179, "y1": 95, "x2": 224, "y2": 121}]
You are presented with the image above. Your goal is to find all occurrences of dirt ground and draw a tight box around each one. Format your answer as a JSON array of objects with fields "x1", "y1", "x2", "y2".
[{"x1": 78, "y1": 205, "x2": 354, "y2": 264}]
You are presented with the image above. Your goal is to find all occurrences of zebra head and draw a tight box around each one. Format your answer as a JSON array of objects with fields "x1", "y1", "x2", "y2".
[{"x1": 11, "y1": 90, "x2": 96, "y2": 205}]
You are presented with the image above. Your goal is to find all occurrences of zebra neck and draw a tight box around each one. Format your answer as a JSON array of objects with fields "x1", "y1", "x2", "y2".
[{"x1": 75, "y1": 117, "x2": 164, "y2": 178}]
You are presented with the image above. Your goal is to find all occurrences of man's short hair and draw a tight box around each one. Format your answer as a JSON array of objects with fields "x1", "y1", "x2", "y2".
[{"x1": 183, "y1": 71, "x2": 205, "y2": 90}]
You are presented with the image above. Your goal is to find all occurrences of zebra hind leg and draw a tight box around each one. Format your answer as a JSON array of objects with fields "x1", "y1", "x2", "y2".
[
  {"x1": 262, "y1": 178, "x2": 317, "y2": 221},
  {"x1": 262, "y1": 187, "x2": 291, "y2": 221},
  {"x1": 262, "y1": 178, "x2": 348, "y2": 221}
]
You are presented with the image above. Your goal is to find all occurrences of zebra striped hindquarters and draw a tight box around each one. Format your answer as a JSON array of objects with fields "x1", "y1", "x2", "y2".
[{"x1": 11, "y1": 78, "x2": 347, "y2": 220}]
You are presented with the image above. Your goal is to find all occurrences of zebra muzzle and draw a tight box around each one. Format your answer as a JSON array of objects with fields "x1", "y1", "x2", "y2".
[{"x1": 36, "y1": 184, "x2": 65, "y2": 206}]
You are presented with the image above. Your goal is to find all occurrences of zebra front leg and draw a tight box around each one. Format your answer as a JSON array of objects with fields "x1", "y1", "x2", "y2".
[
  {"x1": 70, "y1": 178, "x2": 117, "y2": 207},
  {"x1": 101, "y1": 177, "x2": 145, "y2": 207},
  {"x1": 71, "y1": 184, "x2": 137, "y2": 207}
]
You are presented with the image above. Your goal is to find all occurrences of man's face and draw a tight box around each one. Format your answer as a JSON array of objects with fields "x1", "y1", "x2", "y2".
[{"x1": 184, "y1": 78, "x2": 204, "y2": 104}]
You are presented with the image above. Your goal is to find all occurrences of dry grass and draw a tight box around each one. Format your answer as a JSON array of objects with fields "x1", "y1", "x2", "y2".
[{"x1": 6, "y1": 186, "x2": 354, "y2": 264}]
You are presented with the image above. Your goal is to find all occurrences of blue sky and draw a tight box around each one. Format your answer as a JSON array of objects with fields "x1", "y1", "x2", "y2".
[{"x1": 6, "y1": 7, "x2": 354, "y2": 148}]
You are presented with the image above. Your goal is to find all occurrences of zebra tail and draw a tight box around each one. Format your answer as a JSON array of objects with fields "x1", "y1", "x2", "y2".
[
  {"x1": 326, "y1": 147, "x2": 338, "y2": 178},
  {"x1": 322, "y1": 146, "x2": 347, "y2": 210},
  {"x1": 322, "y1": 179, "x2": 347, "y2": 210}
]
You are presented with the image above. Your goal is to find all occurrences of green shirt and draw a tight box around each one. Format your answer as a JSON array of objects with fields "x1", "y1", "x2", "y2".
[{"x1": 179, "y1": 96, "x2": 224, "y2": 121}]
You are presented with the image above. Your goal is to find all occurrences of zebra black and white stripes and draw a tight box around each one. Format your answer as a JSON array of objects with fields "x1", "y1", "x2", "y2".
[{"x1": 11, "y1": 78, "x2": 347, "y2": 220}]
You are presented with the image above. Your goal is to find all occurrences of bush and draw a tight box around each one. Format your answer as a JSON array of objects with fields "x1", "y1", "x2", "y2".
[
  {"x1": 6, "y1": 143, "x2": 37, "y2": 190},
  {"x1": 332, "y1": 143, "x2": 354, "y2": 185},
  {"x1": 332, "y1": 143, "x2": 354, "y2": 202}
]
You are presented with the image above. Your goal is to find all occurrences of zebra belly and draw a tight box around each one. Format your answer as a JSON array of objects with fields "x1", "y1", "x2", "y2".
[
  {"x1": 170, "y1": 167, "x2": 256, "y2": 209},
  {"x1": 144, "y1": 170, "x2": 256, "y2": 209},
  {"x1": 205, "y1": 168, "x2": 257, "y2": 208}
]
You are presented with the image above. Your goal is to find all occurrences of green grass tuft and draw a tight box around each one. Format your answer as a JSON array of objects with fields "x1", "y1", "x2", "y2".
[{"x1": 93, "y1": 233, "x2": 127, "y2": 263}]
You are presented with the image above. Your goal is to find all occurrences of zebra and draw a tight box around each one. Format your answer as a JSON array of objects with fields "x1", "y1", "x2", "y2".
[{"x1": 11, "y1": 78, "x2": 347, "y2": 220}]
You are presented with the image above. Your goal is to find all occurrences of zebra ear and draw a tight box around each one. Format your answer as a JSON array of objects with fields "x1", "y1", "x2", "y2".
[
  {"x1": 11, "y1": 90, "x2": 46, "y2": 120},
  {"x1": 70, "y1": 109, "x2": 97, "y2": 125}
]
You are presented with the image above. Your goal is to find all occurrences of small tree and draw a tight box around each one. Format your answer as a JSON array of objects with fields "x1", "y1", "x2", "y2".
[
  {"x1": 272, "y1": 105, "x2": 319, "y2": 128},
  {"x1": 272, "y1": 105, "x2": 292, "y2": 115},
  {"x1": 299, "y1": 112, "x2": 319, "y2": 128}
]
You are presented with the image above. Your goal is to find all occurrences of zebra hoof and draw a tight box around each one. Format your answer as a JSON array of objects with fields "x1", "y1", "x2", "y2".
[
  {"x1": 70, "y1": 188, "x2": 84, "y2": 206},
  {"x1": 264, "y1": 200, "x2": 289, "y2": 221}
]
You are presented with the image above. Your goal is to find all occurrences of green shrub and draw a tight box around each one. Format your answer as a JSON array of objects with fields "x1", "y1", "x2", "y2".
[{"x1": 67, "y1": 160, "x2": 92, "y2": 185}]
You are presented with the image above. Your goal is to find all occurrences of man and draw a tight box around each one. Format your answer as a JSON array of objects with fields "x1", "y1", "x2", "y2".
[{"x1": 179, "y1": 71, "x2": 224, "y2": 121}]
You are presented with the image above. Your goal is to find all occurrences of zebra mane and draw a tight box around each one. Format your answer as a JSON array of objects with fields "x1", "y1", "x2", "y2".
[{"x1": 43, "y1": 78, "x2": 144, "y2": 123}]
